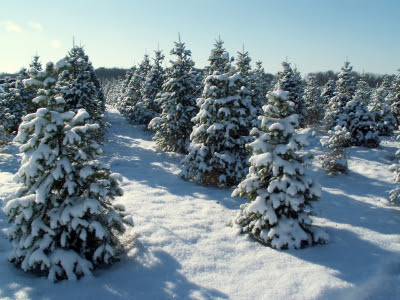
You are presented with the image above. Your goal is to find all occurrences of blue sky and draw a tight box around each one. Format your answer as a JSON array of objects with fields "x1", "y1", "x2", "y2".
[{"x1": 1, "y1": 0, "x2": 399, "y2": 75}]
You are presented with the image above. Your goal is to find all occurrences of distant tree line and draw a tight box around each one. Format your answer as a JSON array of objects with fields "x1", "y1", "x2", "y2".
[
  {"x1": 309, "y1": 70, "x2": 395, "y2": 88},
  {"x1": 94, "y1": 67, "x2": 128, "y2": 81},
  {"x1": 95, "y1": 67, "x2": 395, "y2": 88},
  {"x1": 2, "y1": 67, "x2": 395, "y2": 89}
]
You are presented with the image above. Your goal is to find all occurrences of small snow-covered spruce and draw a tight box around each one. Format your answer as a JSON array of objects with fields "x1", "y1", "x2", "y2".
[
  {"x1": 369, "y1": 77, "x2": 396, "y2": 136},
  {"x1": 29, "y1": 54, "x2": 43, "y2": 71},
  {"x1": 276, "y1": 62, "x2": 306, "y2": 127},
  {"x1": 321, "y1": 135, "x2": 349, "y2": 175},
  {"x1": 232, "y1": 89, "x2": 328, "y2": 249},
  {"x1": 321, "y1": 79, "x2": 337, "y2": 105},
  {"x1": 114, "y1": 66, "x2": 136, "y2": 111},
  {"x1": 324, "y1": 92, "x2": 349, "y2": 130},
  {"x1": 253, "y1": 61, "x2": 272, "y2": 106},
  {"x1": 336, "y1": 60, "x2": 356, "y2": 98},
  {"x1": 149, "y1": 41, "x2": 199, "y2": 153},
  {"x1": 322, "y1": 125, "x2": 350, "y2": 174},
  {"x1": 356, "y1": 73, "x2": 371, "y2": 104},
  {"x1": 57, "y1": 46, "x2": 107, "y2": 142},
  {"x1": 129, "y1": 51, "x2": 165, "y2": 125},
  {"x1": 304, "y1": 75, "x2": 324, "y2": 126},
  {"x1": 0, "y1": 73, "x2": 37, "y2": 135},
  {"x1": 325, "y1": 61, "x2": 356, "y2": 131},
  {"x1": 122, "y1": 55, "x2": 151, "y2": 121},
  {"x1": 391, "y1": 69, "x2": 400, "y2": 126},
  {"x1": 181, "y1": 72, "x2": 255, "y2": 187},
  {"x1": 103, "y1": 77, "x2": 123, "y2": 106},
  {"x1": 205, "y1": 37, "x2": 231, "y2": 75},
  {"x1": 4, "y1": 61, "x2": 133, "y2": 281},
  {"x1": 236, "y1": 49, "x2": 263, "y2": 119},
  {"x1": 346, "y1": 93, "x2": 379, "y2": 147}
]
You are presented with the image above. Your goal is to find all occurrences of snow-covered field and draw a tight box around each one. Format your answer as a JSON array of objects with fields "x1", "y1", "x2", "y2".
[{"x1": 0, "y1": 106, "x2": 399, "y2": 300}]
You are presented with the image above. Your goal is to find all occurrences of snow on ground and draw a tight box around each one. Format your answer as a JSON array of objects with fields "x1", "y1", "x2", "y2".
[{"x1": 0, "y1": 107, "x2": 399, "y2": 300}]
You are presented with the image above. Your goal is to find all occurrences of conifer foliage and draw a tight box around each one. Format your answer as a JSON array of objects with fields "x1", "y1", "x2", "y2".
[
  {"x1": 304, "y1": 75, "x2": 324, "y2": 125},
  {"x1": 346, "y1": 93, "x2": 379, "y2": 147},
  {"x1": 57, "y1": 46, "x2": 106, "y2": 141},
  {"x1": 0, "y1": 74, "x2": 37, "y2": 135},
  {"x1": 233, "y1": 89, "x2": 328, "y2": 249},
  {"x1": 369, "y1": 77, "x2": 396, "y2": 136},
  {"x1": 336, "y1": 61, "x2": 356, "y2": 98},
  {"x1": 276, "y1": 62, "x2": 306, "y2": 127},
  {"x1": 149, "y1": 41, "x2": 199, "y2": 153},
  {"x1": 206, "y1": 37, "x2": 231, "y2": 75},
  {"x1": 130, "y1": 52, "x2": 164, "y2": 125},
  {"x1": 181, "y1": 71, "x2": 255, "y2": 186},
  {"x1": 321, "y1": 79, "x2": 336, "y2": 105},
  {"x1": 253, "y1": 61, "x2": 271, "y2": 107},
  {"x1": 4, "y1": 61, "x2": 132, "y2": 281},
  {"x1": 391, "y1": 69, "x2": 400, "y2": 126},
  {"x1": 325, "y1": 61, "x2": 356, "y2": 131},
  {"x1": 119, "y1": 55, "x2": 151, "y2": 121}
]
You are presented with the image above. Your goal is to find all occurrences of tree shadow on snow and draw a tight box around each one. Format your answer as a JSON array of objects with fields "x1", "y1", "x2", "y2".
[
  {"x1": 314, "y1": 188, "x2": 400, "y2": 236},
  {"x1": 0, "y1": 240, "x2": 228, "y2": 300},
  {"x1": 287, "y1": 226, "x2": 399, "y2": 297},
  {"x1": 101, "y1": 110, "x2": 242, "y2": 211},
  {"x1": 0, "y1": 142, "x2": 20, "y2": 174},
  {"x1": 95, "y1": 242, "x2": 228, "y2": 300}
]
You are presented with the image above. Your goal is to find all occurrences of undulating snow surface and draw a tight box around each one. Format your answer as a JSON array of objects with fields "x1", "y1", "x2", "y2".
[{"x1": 0, "y1": 107, "x2": 399, "y2": 299}]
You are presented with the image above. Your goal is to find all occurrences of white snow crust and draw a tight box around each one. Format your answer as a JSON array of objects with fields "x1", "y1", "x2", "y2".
[{"x1": 0, "y1": 107, "x2": 399, "y2": 299}]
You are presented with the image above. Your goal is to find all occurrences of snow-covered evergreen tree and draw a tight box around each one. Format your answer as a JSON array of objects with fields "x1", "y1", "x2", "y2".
[
  {"x1": 57, "y1": 46, "x2": 107, "y2": 141},
  {"x1": 253, "y1": 61, "x2": 271, "y2": 107},
  {"x1": 29, "y1": 54, "x2": 42, "y2": 71},
  {"x1": 392, "y1": 69, "x2": 400, "y2": 126},
  {"x1": 322, "y1": 125, "x2": 349, "y2": 174},
  {"x1": 103, "y1": 77, "x2": 123, "y2": 106},
  {"x1": 0, "y1": 71, "x2": 37, "y2": 134},
  {"x1": 236, "y1": 49, "x2": 252, "y2": 77},
  {"x1": 336, "y1": 61, "x2": 356, "y2": 98},
  {"x1": 181, "y1": 72, "x2": 255, "y2": 186},
  {"x1": 205, "y1": 37, "x2": 231, "y2": 75},
  {"x1": 129, "y1": 50, "x2": 165, "y2": 125},
  {"x1": 356, "y1": 73, "x2": 371, "y2": 104},
  {"x1": 4, "y1": 60, "x2": 133, "y2": 281},
  {"x1": 276, "y1": 62, "x2": 306, "y2": 127},
  {"x1": 369, "y1": 79, "x2": 396, "y2": 136},
  {"x1": 304, "y1": 75, "x2": 324, "y2": 126},
  {"x1": 148, "y1": 41, "x2": 199, "y2": 153},
  {"x1": 122, "y1": 55, "x2": 151, "y2": 122},
  {"x1": 346, "y1": 93, "x2": 379, "y2": 147},
  {"x1": 325, "y1": 62, "x2": 357, "y2": 131},
  {"x1": 16, "y1": 68, "x2": 30, "y2": 81},
  {"x1": 236, "y1": 49, "x2": 263, "y2": 117},
  {"x1": 115, "y1": 67, "x2": 136, "y2": 112},
  {"x1": 321, "y1": 79, "x2": 336, "y2": 105},
  {"x1": 380, "y1": 75, "x2": 392, "y2": 98},
  {"x1": 233, "y1": 89, "x2": 328, "y2": 249}
]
